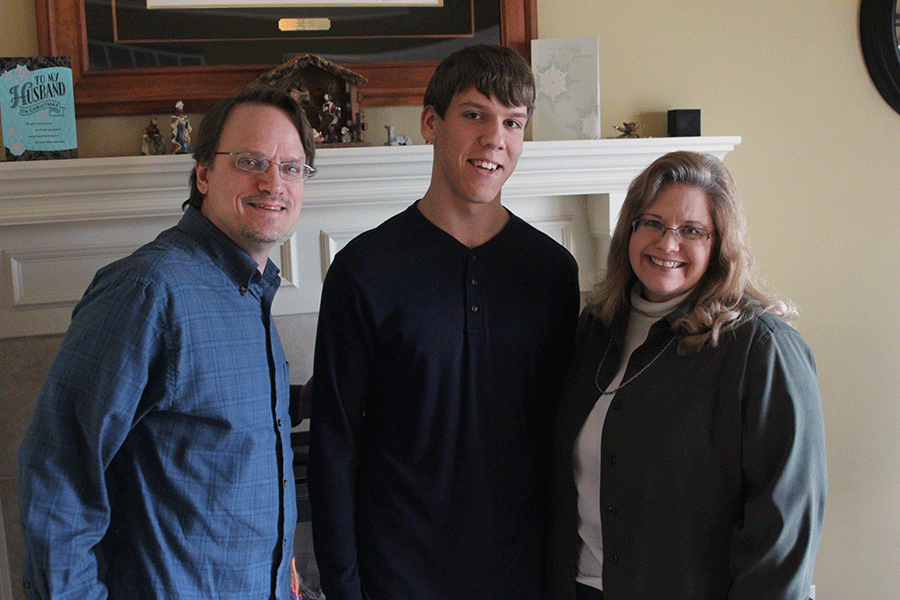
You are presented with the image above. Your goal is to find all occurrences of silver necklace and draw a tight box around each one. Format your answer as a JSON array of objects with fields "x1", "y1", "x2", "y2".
[{"x1": 594, "y1": 335, "x2": 676, "y2": 395}]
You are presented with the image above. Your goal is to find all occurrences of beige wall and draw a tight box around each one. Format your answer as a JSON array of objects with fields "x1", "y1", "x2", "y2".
[
  {"x1": 3, "y1": 0, "x2": 900, "y2": 598},
  {"x1": 543, "y1": 3, "x2": 899, "y2": 598}
]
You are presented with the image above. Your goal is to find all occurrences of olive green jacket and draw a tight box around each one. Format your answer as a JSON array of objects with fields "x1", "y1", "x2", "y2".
[{"x1": 546, "y1": 301, "x2": 827, "y2": 600}]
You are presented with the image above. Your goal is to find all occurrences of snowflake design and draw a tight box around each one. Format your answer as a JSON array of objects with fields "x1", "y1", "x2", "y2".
[
  {"x1": 14, "y1": 64, "x2": 30, "y2": 82},
  {"x1": 39, "y1": 112, "x2": 48, "y2": 120},
  {"x1": 11, "y1": 141, "x2": 25, "y2": 156},
  {"x1": 580, "y1": 112, "x2": 600, "y2": 138},
  {"x1": 2, "y1": 70, "x2": 14, "y2": 83},
  {"x1": 537, "y1": 64, "x2": 569, "y2": 101}
]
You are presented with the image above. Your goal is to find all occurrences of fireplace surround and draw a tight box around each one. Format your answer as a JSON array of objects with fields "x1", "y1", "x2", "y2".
[{"x1": 0, "y1": 136, "x2": 739, "y2": 340}]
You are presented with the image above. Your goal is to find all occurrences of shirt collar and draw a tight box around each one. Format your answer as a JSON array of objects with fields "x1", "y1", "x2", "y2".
[
  {"x1": 177, "y1": 206, "x2": 281, "y2": 292},
  {"x1": 409, "y1": 200, "x2": 517, "y2": 256}
]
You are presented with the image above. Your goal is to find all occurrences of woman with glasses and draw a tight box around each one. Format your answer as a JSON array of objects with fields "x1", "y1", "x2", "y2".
[{"x1": 546, "y1": 151, "x2": 827, "y2": 600}]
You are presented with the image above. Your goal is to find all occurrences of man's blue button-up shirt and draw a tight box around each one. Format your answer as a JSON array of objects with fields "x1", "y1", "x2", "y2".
[{"x1": 18, "y1": 206, "x2": 296, "y2": 599}]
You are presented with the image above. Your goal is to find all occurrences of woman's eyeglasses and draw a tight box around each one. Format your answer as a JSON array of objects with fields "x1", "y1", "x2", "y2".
[{"x1": 632, "y1": 218, "x2": 714, "y2": 242}]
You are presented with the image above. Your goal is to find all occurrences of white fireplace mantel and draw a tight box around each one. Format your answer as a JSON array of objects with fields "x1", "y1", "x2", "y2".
[{"x1": 0, "y1": 136, "x2": 739, "y2": 339}]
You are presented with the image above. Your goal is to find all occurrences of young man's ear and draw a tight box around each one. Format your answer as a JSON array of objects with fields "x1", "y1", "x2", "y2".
[{"x1": 421, "y1": 106, "x2": 439, "y2": 143}]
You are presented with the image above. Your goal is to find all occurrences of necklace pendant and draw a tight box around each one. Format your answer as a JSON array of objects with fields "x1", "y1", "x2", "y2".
[{"x1": 594, "y1": 335, "x2": 675, "y2": 396}]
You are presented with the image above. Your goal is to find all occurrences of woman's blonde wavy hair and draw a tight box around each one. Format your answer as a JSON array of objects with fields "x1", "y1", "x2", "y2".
[{"x1": 588, "y1": 151, "x2": 797, "y2": 355}]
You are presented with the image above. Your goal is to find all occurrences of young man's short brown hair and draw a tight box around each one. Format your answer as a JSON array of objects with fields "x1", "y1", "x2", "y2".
[{"x1": 423, "y1": 44, "x2": 535, "y2": 121}]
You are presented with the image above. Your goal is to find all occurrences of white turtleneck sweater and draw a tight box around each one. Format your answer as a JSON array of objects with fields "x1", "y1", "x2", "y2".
[{"x1": 574, "y1": 286, "x2": 691, "y2": 592}]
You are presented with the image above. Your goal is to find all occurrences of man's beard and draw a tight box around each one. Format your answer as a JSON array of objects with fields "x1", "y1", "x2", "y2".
[{"x1": 241, "y1": 227, "x2": 281, "y2": 245}]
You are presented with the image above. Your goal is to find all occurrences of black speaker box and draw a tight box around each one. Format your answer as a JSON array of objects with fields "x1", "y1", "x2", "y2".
[{"x1": 667, "y1": 109, "x2": 701, "y2": 137}]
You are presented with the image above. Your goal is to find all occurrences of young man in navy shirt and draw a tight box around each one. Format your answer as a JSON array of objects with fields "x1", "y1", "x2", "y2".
[{"x1": 309, "y1": 44, "x2": 580, "y2": 600}]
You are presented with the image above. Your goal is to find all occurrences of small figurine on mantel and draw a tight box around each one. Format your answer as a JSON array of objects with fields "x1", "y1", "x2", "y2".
[
  {"x1": 319, "y1": 93, "x2": 342, "y2": 143},
  {"x1": 384, "y1": 125, "x2": 412, "y2": 146},
  {"x1": 171, "y1": 101, "x2": 192, "y2": 154},
  {"x1": 141, "y1": 116, "x2": 166, "y2": 156},
  {"x1": 612, "y1": 122, "x2": 643, "y2": 139}
]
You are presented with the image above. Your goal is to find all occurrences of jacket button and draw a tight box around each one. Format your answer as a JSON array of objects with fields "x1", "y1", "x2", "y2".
[
  {"x1": 612, "y1": 400, "x2": 623, "y2": 411},
  {"x1": 607, "y1": 553, "x2": 619, "y2": 565},
  {"x1": 607, "y1": 454, "x2": 617, "y2": 465},
  {"x1": 606, "y1": 505, "x2": 618, "y2": 517}
]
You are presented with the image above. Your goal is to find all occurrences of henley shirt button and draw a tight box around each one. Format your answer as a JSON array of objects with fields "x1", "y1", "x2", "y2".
[
  {"x1": 471, "y1": 304, "x2": 480, "y2": 313},
  {"x1": 277, "y1": 419, "x2": 282, "y2": 427},
  {"x1": 239, "y1": 286, "x2": 248, "y2": 295},
  {"x1": 283, "y1": 479, "x2": 288, "y2": 488}
]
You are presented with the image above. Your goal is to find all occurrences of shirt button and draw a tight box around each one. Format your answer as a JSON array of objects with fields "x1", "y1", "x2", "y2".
[
  {"x1": 607, "y1": 553, "x2": 619, "y2": 565},
  {"x1": 283, "y1": 479, "x2": 288, "y2": 488},
  {"x1": 607, "y1": 454, "x2": 617, "y2": 465},
  {"x1": 471, "y1": 305, "x2": 480, "y2": 313},
  {"x1": 606, "y1": 505, "x2": 618, "y2": 517},
  {"x1": 612, "y1": 400, "x2": 623, "y2": 411},
  {"x1": 470, "y1": 278, "x2": 479, "y2": 286},
  {"x1": 239, "y1": 286, "x2": 248, "y2": 295},
  {"x1": 277, "y1": 419, "x2": 282, "y2": 427}
]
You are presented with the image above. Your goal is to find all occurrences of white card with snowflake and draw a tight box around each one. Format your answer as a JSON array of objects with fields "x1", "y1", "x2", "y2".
[{"x1": 531, "y1": 37, "x2": 601, "y2": 141}]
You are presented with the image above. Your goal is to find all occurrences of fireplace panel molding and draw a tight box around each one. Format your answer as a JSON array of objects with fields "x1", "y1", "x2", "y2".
[{"x1": 0, "y1": 137, "x2": 740, "y2": 339}]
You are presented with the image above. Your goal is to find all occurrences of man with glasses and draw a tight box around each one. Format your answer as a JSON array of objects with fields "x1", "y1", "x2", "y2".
[{"x1": 18, "y1": 86, "x2": 315, "y2": 600}]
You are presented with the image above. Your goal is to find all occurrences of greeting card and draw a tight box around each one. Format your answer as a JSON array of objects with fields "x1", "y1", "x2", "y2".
[
  {"x1": 531, "y1": 37, "x2": 601, "y2": 141},
  {"x1": 1, "y1": 56, "x2": 77, "y2": 160}
]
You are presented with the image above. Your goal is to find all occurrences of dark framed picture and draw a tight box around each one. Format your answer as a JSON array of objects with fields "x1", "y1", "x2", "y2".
[{"x1": 36, "y1": 0, "x2": 536, "y2": 117}]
